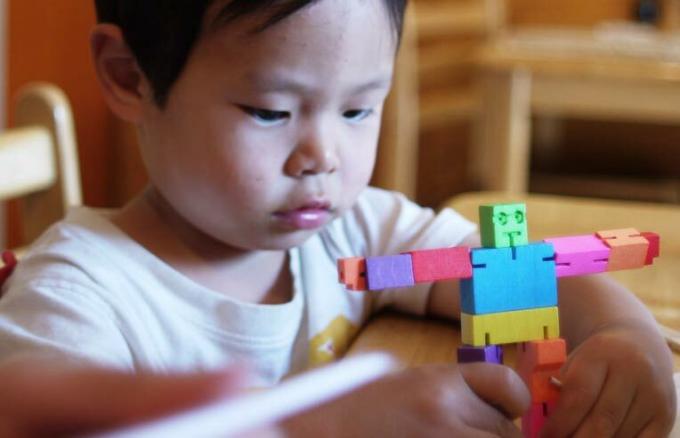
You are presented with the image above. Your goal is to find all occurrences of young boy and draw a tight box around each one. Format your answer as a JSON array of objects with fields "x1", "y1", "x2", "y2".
[{"x1": 0, "y1": 0, "x2": 675, "y2": 435}]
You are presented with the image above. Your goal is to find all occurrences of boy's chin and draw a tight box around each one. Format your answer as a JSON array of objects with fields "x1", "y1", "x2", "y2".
[{"x1": 253, "y1": 228, "x2": 325, "y2": 251}]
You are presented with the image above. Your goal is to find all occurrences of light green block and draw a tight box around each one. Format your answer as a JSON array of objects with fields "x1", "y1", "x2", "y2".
[{"x1": 479, "y1": 203, "x2": 529, "y2": 248}]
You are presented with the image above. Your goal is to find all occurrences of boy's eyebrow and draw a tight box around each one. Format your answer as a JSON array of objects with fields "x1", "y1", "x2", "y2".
[{"x1": 248, "y1": 75, "x2": 392, "y2": 94}]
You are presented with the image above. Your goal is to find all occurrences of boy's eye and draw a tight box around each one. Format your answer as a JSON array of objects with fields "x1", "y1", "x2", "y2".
[
  {"x1": 239, "y1": 106, "x2": 290, "y2": 125},
  {"x1": 343, "y1": 109, "x2": 374, "y2": 122}
]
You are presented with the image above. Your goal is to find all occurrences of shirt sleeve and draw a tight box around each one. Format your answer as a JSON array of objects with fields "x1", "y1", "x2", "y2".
[
  {"x1": 0, "y1": 272, "x2": 135, "y2": 370},
  {"x1": 327, "y1": 187, "x2": 477, "y2": 316}
]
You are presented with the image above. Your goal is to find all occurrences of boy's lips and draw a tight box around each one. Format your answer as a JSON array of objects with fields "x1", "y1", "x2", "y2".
[{"x1": 273, "y1": 200, "x2": 333, "y2": 230}]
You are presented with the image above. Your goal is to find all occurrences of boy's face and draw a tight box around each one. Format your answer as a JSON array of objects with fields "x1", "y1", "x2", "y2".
[{"x1": 136, "y1": 0, "x2": 396, "y2": 251}]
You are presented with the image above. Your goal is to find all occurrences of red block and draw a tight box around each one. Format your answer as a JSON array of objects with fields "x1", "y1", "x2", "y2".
[
  {"x1": 522, "y1": 401, "x2": 556, "y2": 438},
  {"x1": 337, "y1": 257, "x2": 367, "y2": 291},
  {"x1": 0, "y1": 251, "x2": 17, "y2": 287},
  {"x1": 640, "y1": 231, "x2": 660, "y2": 265},
  {"x1": 406, "y1": 247, "x2": 472, "y2": 283}
]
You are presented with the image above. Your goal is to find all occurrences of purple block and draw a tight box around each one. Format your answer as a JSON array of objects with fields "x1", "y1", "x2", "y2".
[
  {"x1": 365, "y1": 254, "x2": 415, "y2": 290},
  {"x1": 457, "y1": 345, "x2": 504, "y2": 364},
  {"x1": 544, "y1": 235, "x2": 610, "y2": 277}
]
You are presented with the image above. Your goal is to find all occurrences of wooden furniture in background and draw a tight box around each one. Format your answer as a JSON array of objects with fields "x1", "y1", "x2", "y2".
[
  {"x1": 374, "y1": 0, "x2": 505, "y2": 202},
  {"x1": 372, "y1": 4, "x2": 420, "y2": 199},
  {"x1": 5, "y1": 1, "x2": 108, "y2": 246},
  {"x1": 662, "y1": 0, "x2": 680, "y2": 30},
  {"x1": 472, "y1": 29, "x2": 680, "y2": 193},
  {"x1": 349, "y1": 192, "x2": 680, "y2": 368},
  {"x1": 1, "y1": 83, "x2": 82, "y2": 253},
  {"x1": 506, "y1": 0, "x2": 637, "y2": 27},
  {"x1": 375, "y1": 0, "x2": 680, "y2": 206}
]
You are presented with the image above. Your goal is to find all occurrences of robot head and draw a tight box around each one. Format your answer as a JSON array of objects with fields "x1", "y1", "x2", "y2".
[{"x1": 479, "y1": 203, "x2": 529, "y2": 248}]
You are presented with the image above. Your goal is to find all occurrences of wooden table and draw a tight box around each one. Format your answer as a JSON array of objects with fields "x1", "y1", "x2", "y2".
[
  {"x1": 348, "y1": 192, "x2": 680, "y2": 368},
  {"x1": 471, "y1": 28, "x2": 680, "y2": 193}
]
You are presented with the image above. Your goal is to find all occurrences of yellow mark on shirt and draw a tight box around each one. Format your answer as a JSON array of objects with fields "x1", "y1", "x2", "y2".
[{"x1": 308, "y1": 315, "x2": 359, "y2": 366}]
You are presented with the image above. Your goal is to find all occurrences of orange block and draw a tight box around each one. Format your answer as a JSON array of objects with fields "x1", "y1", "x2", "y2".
[
  {"x1": 516, "y1": 339, "x2": 566, "y2": 403},
  {"x1": 522, "y1": 369, "x2": 562, "y2": 403},
  {"x1": 516, "y1": 339, "x2": 566, "y2": 373},
  {"x1": 338, "y1": 257, "x2": 367, "y2": 290},
  {"x1": 596, "y1": 228, "x2": 649, "y2": 271}
]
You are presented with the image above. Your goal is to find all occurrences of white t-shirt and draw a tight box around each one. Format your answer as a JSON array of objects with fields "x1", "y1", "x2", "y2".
[{"x1": 0, "y1": 188, "x2": 475, "y2": 386}]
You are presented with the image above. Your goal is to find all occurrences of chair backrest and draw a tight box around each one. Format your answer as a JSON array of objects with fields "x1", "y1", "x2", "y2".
[
  {"x1": 1, "y1": 83, "x2": 82, "y2": 250},
  {"x1": 372, "y1": 0, "x2": 505, "y2": 200}
]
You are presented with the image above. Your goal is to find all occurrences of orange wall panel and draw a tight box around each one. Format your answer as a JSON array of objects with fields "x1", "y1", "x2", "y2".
[
  {"x1": 6, "y1": 0, "x2": 116, "y2": 246},
  {"x1": 7, "y1": 0, "x2": 113, "y2": 208}
]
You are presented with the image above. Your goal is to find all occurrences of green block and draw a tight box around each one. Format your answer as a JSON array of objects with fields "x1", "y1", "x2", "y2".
[{"x1": 479, "y1": 203, "x2": 529, "y2": 248}]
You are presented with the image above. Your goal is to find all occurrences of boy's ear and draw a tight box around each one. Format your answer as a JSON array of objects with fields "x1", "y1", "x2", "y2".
[{"x1": 90, "y1": 24, "x2": 153, "y2": 122}]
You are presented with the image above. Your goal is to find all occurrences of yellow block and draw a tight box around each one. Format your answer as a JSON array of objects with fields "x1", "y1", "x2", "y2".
[{"x1": 461, "y1": 307, "x2": 560, "y2": 346}]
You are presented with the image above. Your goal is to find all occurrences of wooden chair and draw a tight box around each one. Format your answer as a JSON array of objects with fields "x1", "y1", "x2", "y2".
[
  {"x1": 372, "y1": 0, "x2": 505, "y2": 200},
  {"x1": 1, "y1": 83, "x2": 82, "y2": 255},
  {"x1": 349, "y1": 192, "x2": 680, "y2": 370}
]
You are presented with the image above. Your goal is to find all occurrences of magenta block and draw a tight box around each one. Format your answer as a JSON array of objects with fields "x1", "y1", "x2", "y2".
[
  {"x1": 522, "y1": 401, "x2": 556, "y2": 438},
  {"x1": 365, "y1": 254, "x2": 414, "y2": 290},
  {"x1": 544, "y1": 235, "x2": 610, "y2": 277},
  {"x1": 457, "y1": 345, "x2": 503, "y2": 364}
]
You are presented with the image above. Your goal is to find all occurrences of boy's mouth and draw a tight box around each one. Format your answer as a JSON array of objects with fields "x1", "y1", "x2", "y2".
[{"x1": 273, "y1": 200, "x2": 333, "y2": 230}]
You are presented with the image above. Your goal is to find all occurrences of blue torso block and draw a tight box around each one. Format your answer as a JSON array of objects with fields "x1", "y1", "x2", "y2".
[{"x1": 460, "y1": 242, "x2": 557, "y2": 314}]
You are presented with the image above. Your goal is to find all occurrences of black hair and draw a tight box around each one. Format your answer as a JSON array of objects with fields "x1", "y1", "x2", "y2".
[{"x1": 95, "y1": 0, "x2": 408, "y2": 106}]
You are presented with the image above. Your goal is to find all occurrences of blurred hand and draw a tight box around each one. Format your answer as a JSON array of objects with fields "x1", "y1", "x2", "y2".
[
  {"x1": 282, "y1": 362, "x2": 530, "y2": 437},
  {"x1": 0, "y1": 357, "x2": 252, "y2": 437}
]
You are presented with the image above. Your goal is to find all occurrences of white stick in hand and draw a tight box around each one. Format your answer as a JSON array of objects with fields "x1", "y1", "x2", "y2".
[{"x1": 90, "y1": 352, "x2": 398, "y2": 438}]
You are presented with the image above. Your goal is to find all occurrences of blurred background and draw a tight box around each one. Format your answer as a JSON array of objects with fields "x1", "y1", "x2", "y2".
[{"x1": 1, "y1": 0, "x2": 680, "y2": 248}]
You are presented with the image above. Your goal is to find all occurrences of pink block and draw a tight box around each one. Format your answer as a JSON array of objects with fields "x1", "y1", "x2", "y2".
[{"x1": 544, "y1": 235, "x2": 610, "y2": 277}]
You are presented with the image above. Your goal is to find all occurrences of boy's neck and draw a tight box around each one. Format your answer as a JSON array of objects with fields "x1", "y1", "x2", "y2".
[{"x1": 110, "y1": 187, "x2": 293, "y2": 305}]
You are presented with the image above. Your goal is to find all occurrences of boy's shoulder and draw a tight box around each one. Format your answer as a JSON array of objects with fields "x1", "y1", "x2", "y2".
[
  {"x1": 7, "y1": 207, "x2": 134, "y2": 292},
  {"x1": 324, "y1": 187, "x2": 476, "y2": 257}
]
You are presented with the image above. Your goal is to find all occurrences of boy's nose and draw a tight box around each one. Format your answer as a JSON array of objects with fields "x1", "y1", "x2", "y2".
[{"x1": 285, "y1": 133, "x2": 339, "y2": 177}]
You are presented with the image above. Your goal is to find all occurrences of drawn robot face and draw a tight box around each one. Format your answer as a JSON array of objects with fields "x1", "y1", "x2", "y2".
[{"x1": 479, "y1": 203, "x2": 528, "y2": 248}]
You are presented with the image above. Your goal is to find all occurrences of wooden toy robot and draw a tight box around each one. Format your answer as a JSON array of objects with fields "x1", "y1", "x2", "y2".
[{"x1": 337, "y1": 202, "x2": 660, "y2": 437}]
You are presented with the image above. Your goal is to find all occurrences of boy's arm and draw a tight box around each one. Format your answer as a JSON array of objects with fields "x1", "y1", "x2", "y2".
[
  {"x1": 544, "y1": 273, "x2": 676, "y2": 436},
  {"x1": 557, "y1": 273, "x2": 659, "y2": 348}
]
